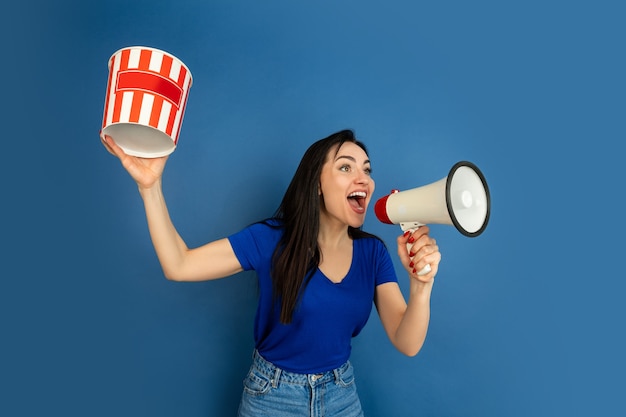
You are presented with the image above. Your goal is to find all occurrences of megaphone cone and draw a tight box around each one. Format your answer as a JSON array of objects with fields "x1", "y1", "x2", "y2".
[{"x1": 375, "y1": 161, "x2": 490, "y2": 237}]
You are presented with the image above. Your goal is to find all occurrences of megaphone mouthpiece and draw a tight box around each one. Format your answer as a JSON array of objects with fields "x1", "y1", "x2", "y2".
[{"x1": 374, "y1": 193, "x2": 395, "y2": 224}]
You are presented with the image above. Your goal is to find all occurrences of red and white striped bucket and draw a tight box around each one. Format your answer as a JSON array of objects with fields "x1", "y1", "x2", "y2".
[{"x1": 101, "y1": 46, "x2": 193, "y2": 157}]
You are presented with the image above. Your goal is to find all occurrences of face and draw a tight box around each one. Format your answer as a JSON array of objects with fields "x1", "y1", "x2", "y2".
[{"x1": 319, "y1": 142, "x2": 375, "y2": 228}]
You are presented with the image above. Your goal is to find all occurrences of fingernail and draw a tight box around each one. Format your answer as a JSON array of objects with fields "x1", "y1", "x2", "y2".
[
  {"x1": 412, "y1": 268, "x2": 417, "y2": 274},
  {"x1": 408, "y1": 237, "x2": 415, "y2": 243},
  {"x1": 409, "y1": 251, "x2": 415, "y2": 257},
  {"x1": 403, "y1": 231, "x2": 410, "y2": 237},
  {"x1": 409, "y1": 261, "x2": 414, "y2": 267}
]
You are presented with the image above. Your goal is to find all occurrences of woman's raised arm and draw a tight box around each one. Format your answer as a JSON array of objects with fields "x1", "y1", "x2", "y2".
[{"x1": 102, "y1": 135, "x2": 243, "y2": 281}]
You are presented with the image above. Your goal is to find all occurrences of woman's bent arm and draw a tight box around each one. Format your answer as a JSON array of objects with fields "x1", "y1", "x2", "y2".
[
  {"x1": 374, "y1": 226, "x2": 440, "y2": 356},
  {"x1": 375, "y1": 280, "x2": 432, "y2": 356}
]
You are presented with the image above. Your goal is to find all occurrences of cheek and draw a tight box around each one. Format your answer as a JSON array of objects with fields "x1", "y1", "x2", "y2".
[{"x1": 366, "y1": 180, "x2": 375, "y2": 205}]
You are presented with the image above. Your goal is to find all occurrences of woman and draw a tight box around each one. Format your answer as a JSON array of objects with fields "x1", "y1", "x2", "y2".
[{"x1": 101, "y1": 129, "x2": 441, "y2": 416}]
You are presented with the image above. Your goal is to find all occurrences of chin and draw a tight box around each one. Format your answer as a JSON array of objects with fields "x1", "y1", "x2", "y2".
[{"x1": 349, "y1": 218, "x2": 366, "y2": 229}]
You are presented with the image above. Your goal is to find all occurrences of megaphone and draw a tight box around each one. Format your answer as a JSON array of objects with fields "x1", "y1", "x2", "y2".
[{"x1": 374, "y1": 161, "x2": 490, "y2": 275}]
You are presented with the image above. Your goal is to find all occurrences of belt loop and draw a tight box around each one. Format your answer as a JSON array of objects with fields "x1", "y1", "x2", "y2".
[
  {"x1": 333, "y1": 368, "x2": 340, "y2": 383},
  {"x1": 271, "y1": 367, "x2": 281, "y2": 388}
]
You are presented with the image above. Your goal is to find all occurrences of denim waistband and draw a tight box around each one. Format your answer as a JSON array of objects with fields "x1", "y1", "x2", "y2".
[{"x1": 251, "y1": 350, "x2": 348, "y2": 387}]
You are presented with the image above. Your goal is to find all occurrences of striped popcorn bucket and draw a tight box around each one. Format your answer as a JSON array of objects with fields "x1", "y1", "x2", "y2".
[{"x1": 101, "y1": 46, "x2": 193, "y2": 157}]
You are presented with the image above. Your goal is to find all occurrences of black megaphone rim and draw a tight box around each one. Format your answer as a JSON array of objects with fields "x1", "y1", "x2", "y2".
[{"x1": 445, "y1": 161, "x2": 491, "y2": 237}]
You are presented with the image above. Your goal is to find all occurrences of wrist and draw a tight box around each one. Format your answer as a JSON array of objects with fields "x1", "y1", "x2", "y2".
[
  {"x1": 409, "y1": 278, "x2": 433, "y2": 298},
  {"x1": 138, "y1": 179, "x2": 163, "y2": 197}
]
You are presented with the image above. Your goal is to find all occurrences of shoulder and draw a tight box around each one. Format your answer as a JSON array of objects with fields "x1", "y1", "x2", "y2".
[
  {"x1": 227, "y1": 218, "x2": 284, "y2": 270},
  {"x1": 241, "y1": 218, "x2": 284, "y2": 234},
  {"x1": 250, "y1": 218, "x2": 284, "y2": 233},
  {"x1": 352, "y1": 232, "x2": 397, "y2": 284},
  {"x1": 352, "y1": 231, "x2": 390, "y2": 262},
  {"x1": 351, "y1": 228, "x2": 386, "y2": 248},
  {"x1": 228, "y1": 218, "x2": 284, "y2": 245}
]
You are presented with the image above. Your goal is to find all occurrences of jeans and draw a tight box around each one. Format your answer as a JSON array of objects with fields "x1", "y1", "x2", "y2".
[{"x1": 237, "y1": 350, "x2": 365, "y2": 417}]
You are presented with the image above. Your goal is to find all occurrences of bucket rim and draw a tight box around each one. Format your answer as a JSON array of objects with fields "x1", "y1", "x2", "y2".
[{"x1": 107, "y1": 46, "x2": 192, "y2": 82}]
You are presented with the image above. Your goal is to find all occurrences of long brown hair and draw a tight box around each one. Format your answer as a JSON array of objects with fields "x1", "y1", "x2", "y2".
[{"x1": 270, "y1": 129, "x2": 374, "y2": 324}]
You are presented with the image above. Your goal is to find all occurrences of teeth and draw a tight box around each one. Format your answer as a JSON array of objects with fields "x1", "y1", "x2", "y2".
[{"x1": 348, "y1": 191, "x2": 367, "y2": 198}]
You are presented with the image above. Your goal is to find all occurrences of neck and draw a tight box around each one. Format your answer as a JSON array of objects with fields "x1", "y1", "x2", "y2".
[{"x1": 318, "y1": 216, "x2": 351, "y2": 249}]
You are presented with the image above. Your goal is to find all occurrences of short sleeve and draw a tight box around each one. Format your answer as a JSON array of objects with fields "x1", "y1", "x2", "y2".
[
  {"x1": 374, "y1": 239, "x2": 398, "y2": 286},
  {"x1": 227, "y1": 221, "x2": 282, "y2": 272}
]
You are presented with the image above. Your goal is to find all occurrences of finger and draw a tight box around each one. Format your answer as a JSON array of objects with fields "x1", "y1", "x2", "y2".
[
  {"x1": 398, "y1": 230, "x2": 411, "y2": 247},
  {"x1": 397, "y1": 231, "x2": 411, "y2": 263},
  {"x1": 407, "y1": 235, "x2": 435, "y2": 260},
  {"x1": 410, "y1": 240, "x2": 439, "y2": 265},
  {"x1": 409, "y1": 225, "x2": 430, "y2": 240},
  {"x1": 413, "y1": 242, "x2": 439, "y2": 261},
  {"x1": 420, "y1": 246, "x2": 441, "y2": 266},
  {"x1": 101, "y1": 134, "x2": 121, "y2": 157},
  {"x1": 415, "y1": 247, "x2": 441, "y2": 276},
  {"x1": 405, "y1": 226, "x2": 430, "y2": 249},
  {"x1": 100, "y1": 134, "x2": 117, "y2": 156},
  {"x1": 101, "y1": 134, "x2": 131, "y2": 160}
]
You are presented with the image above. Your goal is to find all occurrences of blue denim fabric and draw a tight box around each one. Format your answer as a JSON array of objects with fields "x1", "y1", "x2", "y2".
[{"x1": 237, "y1": 350, "x2": 365, "y2": 417}]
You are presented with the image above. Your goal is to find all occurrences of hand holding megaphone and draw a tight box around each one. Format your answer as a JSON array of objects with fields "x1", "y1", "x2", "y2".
[
  {"x1": 402, "y1": 225, "x2": 437, "y2": 276},
  {"x1": 375, "y1": 161, "x2": 490, "y2": 275},
  {"x1": 401, "y1": 223, "x2": 435, "y2": 276}
]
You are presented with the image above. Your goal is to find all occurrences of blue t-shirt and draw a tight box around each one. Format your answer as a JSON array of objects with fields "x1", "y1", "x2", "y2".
[{"x1": 228, "y1": 220, "x2": 398, "y2": 373}]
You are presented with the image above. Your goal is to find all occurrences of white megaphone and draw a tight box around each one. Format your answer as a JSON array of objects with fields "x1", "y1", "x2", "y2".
[{"x1": 374, "y1": 161, "x2": 490, "y2": 275}]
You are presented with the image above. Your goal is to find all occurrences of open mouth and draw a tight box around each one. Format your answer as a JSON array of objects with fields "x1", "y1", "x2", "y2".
[{"x1": 348, "y1": 191, "x2": 367, "y2": 212}]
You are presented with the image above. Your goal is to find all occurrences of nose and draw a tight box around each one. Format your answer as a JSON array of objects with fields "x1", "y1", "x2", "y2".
[{"x1": 355, "y1": 168, "x2": 370, "y2": 184}]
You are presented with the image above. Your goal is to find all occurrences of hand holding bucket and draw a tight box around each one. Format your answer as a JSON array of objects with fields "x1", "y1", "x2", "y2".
[{"x1": 101, "y1": 46, "x2": 193, "y2": 158}]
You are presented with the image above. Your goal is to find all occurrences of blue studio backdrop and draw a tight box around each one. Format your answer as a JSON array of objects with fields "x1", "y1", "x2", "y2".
[{"x1": 1, "y1": 1, "x2": 625, "y2": 416}]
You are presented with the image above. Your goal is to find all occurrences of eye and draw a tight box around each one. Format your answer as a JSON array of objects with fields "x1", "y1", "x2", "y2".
[
  {"x1": 364, "y1": 166, "x2": 372, "y2": 176},
  {"x1": 339, "y1": 164, "x2": 352, "y2": 173}
]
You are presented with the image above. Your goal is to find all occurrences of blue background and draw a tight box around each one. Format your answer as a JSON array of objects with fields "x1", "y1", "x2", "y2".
[{"x1": 2, "y1": 0, "x2": 624, "y2": 416}]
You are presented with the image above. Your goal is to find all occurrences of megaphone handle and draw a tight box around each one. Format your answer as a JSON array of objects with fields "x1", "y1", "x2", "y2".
[{"x1": 400, "y1": 223, "x2": 431, "y2": 276}]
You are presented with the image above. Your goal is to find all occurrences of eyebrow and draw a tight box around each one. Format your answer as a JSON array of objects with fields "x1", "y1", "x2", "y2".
[{"x1": 335, "y1": 155, "x2": 371, "y2": 165}]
